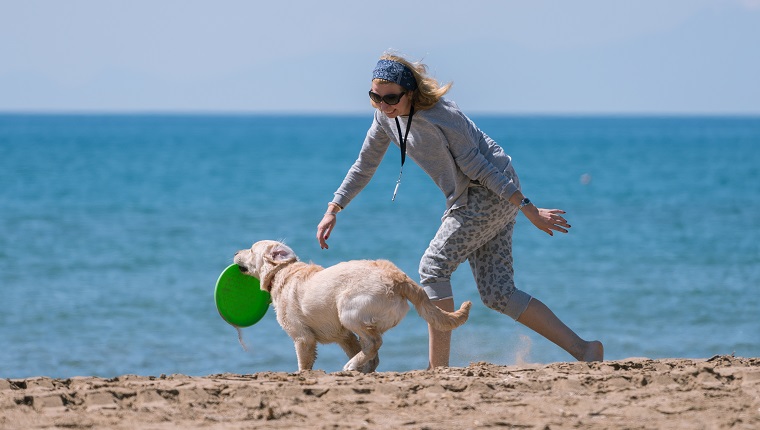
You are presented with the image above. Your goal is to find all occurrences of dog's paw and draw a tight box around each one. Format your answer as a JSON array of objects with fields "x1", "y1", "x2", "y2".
[
  {"x1": 343, "y1": 360, "x2": 360, "y2": 372},
  {"x1": 343, "y1": 355, "x2": 379, "y2": 373}
]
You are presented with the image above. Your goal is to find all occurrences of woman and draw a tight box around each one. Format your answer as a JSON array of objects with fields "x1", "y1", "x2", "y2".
[{"x1": 316, "y1": 53, "x2": 603, "y2": 367}]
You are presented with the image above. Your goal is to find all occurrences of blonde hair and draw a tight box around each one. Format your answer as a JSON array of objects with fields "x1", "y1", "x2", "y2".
[{"x1": 373, "y1": 53, "x2": 453, "y2": 111}]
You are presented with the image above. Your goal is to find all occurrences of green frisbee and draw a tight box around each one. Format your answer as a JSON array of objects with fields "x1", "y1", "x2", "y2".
[{"x1": 214, "y1": 264, "x2": 271, "y2": 327}]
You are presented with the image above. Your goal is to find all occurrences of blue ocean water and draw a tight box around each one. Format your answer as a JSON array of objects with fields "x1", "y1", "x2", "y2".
[{"x1": 1, "y1": 114, "x2": 758, "y2": 379}]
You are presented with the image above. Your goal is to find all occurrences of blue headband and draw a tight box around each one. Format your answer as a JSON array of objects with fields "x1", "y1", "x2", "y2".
[{"x1": 372, "y1": 59, "x2": 418, "y2": 91}]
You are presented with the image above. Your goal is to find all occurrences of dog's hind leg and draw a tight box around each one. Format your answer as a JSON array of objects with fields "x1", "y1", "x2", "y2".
[
  {"x1": 337, "y1": 331, "x2": 379, "y2": 373},
  {"x1": 294, "y1": 336, "x2": 318, "y2": 371},
  {"x1": 342, "y1": 328, "x2": 382, "y2": 373},
  {"x1": 361, "y1": 352, "x2": 380, "y2": 373},
  {"x1": 337, "y1": 331, "x2": 362, "y2": 361}
]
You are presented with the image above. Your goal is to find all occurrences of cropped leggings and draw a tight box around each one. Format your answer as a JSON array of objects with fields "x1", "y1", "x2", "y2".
[{"x1": 419, "y1": 171, "x2": 532, "y2": 320}]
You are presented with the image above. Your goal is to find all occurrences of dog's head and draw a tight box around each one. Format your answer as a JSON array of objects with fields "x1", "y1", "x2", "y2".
[{"x1": 234, "y1": 240, "x2": 298, "y2": 292}]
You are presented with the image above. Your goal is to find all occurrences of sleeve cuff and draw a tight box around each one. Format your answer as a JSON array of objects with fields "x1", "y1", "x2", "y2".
[
  {"x1": 332, "y1": 194, "x2": 350, "y2": 209},
  {"x1": 499, "y1": 182, "x2": 519, "y2": 202}
]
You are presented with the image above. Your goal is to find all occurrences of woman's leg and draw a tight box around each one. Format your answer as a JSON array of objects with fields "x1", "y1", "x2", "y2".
[
  {"x1": 419, "y1": 208, "x2": 487, "y2": 369},
  {"x1": 517, "y1": 298, "x2": 604, "y2": 361},
  {"x1": 467, "y1": 197, "x2": 604, "y2": 362},
  {"x1": 420, "y1": 187, "x2": 516, "y2": 368},
  {"x1": 428, "y1": 298, "x2": 455, "y2": 368}
]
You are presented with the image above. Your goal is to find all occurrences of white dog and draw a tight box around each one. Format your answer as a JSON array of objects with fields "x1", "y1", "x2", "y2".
[{"x1": 234, "y1": 240, "x2": 472, "y2": 373}]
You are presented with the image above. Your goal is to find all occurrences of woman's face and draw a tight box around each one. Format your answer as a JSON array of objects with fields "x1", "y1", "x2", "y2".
[{"x1": 370, "y1": 81, "x2": 413, "y2": 118}]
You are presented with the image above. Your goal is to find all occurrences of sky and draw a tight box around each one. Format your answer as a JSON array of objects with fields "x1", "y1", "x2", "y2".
[{"x1": 1, "y1": 0, "x2": 759, "y2": 115}]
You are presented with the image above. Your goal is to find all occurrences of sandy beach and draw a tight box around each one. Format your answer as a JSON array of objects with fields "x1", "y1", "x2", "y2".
[{"x1": 2, "y1": 355, "x2": 758, "y2": 429}]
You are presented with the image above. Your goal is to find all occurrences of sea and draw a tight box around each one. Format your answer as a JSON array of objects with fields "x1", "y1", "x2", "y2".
[{"x1": 1, "y1": 113, "x2": 758, "y2": 379}]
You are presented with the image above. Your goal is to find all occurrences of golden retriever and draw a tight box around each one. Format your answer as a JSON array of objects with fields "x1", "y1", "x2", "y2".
[{"x1": 234, "y1": 240, "x2": 471, "y2": 373}]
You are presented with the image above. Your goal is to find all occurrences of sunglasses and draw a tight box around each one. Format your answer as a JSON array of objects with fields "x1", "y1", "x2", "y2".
[{"x1": 368, "y1": 90, "x2": 407, "y2": 105}]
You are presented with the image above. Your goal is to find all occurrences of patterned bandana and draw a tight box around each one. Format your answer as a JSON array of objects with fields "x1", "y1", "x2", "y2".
[{"x1": 372, "y1": 59, "x2": 418, "y2": 90}]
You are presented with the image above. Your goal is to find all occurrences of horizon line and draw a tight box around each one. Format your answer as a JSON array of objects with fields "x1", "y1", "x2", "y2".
[{"x1": 1, "y1": 109, "x2": 759, "y2": 118}]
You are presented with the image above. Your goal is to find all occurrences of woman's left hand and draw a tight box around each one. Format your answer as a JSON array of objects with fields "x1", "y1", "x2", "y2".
[{"x1": 521, "y1": 206, "x2": 571, "y2": 236}]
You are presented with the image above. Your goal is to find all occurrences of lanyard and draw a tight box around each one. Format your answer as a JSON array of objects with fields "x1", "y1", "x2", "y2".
[{"x1": 392, "y1": 105, "x2": 415, "y2": 201}]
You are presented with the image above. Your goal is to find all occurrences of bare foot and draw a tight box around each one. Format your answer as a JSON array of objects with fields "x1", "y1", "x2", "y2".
[{"x1": 582, "y1": 340, "x2": 604, "y2": 362}]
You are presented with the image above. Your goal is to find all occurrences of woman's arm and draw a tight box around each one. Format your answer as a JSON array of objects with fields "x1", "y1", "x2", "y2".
[{"x1": 317, "y1": 114, "x2": 390, "y2": 249}]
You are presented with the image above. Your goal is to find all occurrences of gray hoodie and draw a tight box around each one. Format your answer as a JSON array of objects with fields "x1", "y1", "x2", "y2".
[{"x1": 333, "y1": 98, "x2": 519, "y2": 212}]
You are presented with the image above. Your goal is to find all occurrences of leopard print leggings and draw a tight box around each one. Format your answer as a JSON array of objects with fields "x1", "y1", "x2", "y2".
[{"x1": 419, "y1": 169, "x2": 532, "y2": 320}]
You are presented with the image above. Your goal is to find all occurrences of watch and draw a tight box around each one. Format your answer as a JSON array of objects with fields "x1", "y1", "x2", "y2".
[{"x1": 518, "y1": 198, "x2": 532, "y2": 210}]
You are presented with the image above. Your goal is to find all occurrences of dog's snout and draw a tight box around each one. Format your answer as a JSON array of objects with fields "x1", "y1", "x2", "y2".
[{"x1": 238, "y1": 265, "x2": 248, "y2": 273}]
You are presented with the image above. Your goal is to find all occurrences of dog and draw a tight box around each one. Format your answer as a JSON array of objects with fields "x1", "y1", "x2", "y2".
[{"x1": 234, "y1": 240, "x2": 472, "y2": 373}]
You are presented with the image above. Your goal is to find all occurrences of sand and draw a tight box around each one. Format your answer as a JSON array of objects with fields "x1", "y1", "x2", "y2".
[{"x1": 2, "y1": 355, "x2": 759, "y2": 429}]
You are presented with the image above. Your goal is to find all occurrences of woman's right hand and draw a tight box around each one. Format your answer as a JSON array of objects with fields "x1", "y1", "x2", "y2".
[{"x1": 317, "y1": 205, "x2": 340, "y2": 249}]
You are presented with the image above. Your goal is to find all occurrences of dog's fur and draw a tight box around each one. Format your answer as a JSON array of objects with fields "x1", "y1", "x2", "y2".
[{"x1": 234, "y1": 240, "x2": 472, "y2": 373}]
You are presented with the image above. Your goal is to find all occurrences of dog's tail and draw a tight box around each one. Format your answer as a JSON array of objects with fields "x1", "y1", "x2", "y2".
[
  {"x1": 400, "y1": 280, "x2": 472, "y2": 330},
  {"x1": 384, "y1": 262, "x2": 471, "y2": 331}
]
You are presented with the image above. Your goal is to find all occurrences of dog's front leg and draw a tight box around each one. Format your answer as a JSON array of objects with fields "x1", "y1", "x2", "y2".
[{"x1": 294, "y1": 337, "x2": 317, "y2": 371}]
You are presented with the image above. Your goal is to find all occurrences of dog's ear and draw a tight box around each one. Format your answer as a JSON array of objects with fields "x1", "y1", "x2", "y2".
[
  {"x1": 264, "y1": 244, "x2": 297, "y2": 265},
  {"x1": 260, "y1": 243, "x2": 297, "y2": 292}
]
